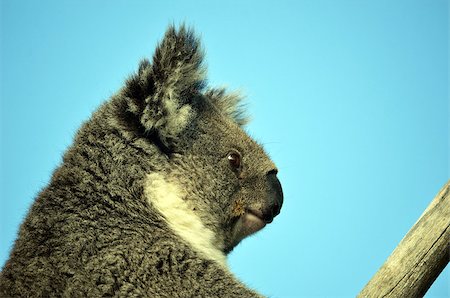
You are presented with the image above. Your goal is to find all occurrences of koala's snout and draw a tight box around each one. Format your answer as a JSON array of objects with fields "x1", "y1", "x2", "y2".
[{"x1": 263, "y1": 171, "x2": 283, "y2": 223}]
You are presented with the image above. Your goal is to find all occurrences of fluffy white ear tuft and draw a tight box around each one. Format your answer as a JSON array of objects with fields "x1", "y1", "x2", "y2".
[{"x1": 140, "y1": 25, "x2": 206, "y2": 147}]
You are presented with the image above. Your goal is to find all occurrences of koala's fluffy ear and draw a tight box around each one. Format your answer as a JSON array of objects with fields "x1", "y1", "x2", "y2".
[{"x1": 122, "y1": 25, "x2": 206, "y2": 149}]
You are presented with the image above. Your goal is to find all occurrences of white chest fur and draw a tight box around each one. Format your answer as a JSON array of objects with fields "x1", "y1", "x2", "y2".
[{"x1": 144, "y1": 173, "x2": 227, "y2": 267}]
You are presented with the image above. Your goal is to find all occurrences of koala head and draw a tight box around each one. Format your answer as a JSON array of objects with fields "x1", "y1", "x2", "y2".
[{"x1": 115, "y1": 26, "x2": 283, "y2": 255}]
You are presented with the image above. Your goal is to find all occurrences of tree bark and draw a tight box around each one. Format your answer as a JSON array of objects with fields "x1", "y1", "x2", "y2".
[{"x1": 358, "y1": 181, "x2": 450, "y2": 297}]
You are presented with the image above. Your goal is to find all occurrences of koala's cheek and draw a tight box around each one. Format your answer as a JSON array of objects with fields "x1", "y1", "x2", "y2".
[{"x1": 231, "y1": 198, "x2": 246, "y2": 217}]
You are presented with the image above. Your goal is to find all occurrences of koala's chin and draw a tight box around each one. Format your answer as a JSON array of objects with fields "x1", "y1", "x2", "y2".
[
  {"x1": 233, "y1": 212, "x2": 267, "y2": 244},
  {"x1": 226, "y1": 210, "x2": 273, "y2": 252}
]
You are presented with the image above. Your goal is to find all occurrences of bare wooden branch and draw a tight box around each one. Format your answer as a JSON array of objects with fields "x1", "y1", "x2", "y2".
[{"x1": 358, "y1": 181, "x2": 450, "y2": 297}]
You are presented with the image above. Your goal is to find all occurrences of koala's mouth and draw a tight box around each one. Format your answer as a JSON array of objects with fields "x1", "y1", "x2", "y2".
[
  {"x1": 228, "y1": 208, "x2": 270, "y2": 252},
  {"x1": 240, "y1": 209, "x2": 267, "y2": 236}
]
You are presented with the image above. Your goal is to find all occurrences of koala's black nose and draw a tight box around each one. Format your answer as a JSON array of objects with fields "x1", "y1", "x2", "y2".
[{"x1": 264, "y1": 171, "x2": 283, "y2": 223}]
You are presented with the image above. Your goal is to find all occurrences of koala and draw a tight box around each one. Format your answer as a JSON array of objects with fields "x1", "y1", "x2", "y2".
[{"x1": 0, "y1": 25, "x2": 283, "y2": 297}]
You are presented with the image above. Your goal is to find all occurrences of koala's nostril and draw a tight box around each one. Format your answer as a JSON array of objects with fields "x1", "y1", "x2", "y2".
[
  {"x1": 267, "y1": 169, "x2": 278, "y2": 175},
  {"x1": 266, "y1": 171, "x2": 283, "y2": 222}
]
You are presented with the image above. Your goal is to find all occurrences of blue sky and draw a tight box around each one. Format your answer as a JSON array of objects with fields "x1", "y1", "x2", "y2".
[{"x1": 1, "y1": 1, "x2": 448, "y2": 297}]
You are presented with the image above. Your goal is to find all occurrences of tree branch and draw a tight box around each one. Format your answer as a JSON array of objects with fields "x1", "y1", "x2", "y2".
[{"x1": 358, "y1": 181, "x2": 450, "y2": 297}]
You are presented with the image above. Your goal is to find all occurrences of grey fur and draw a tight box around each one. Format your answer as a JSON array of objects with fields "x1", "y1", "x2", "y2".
[{"x1": 0, "y1": 25, "x2": 282, "y2": 297}]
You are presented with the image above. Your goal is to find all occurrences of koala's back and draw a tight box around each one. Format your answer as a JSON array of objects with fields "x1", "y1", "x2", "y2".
[{"x1": 0, "y1": 110, "x2": 159, "y2": 295}]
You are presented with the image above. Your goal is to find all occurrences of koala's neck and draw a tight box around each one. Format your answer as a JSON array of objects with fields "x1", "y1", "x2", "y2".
[{"x1": 144, "y1": 173, "x2": 227, "y2": 267}]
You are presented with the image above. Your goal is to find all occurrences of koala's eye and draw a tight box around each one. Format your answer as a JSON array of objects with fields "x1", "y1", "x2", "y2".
[{"x1": 227, "y1": 152, "x2": 241, "y2": 170}]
